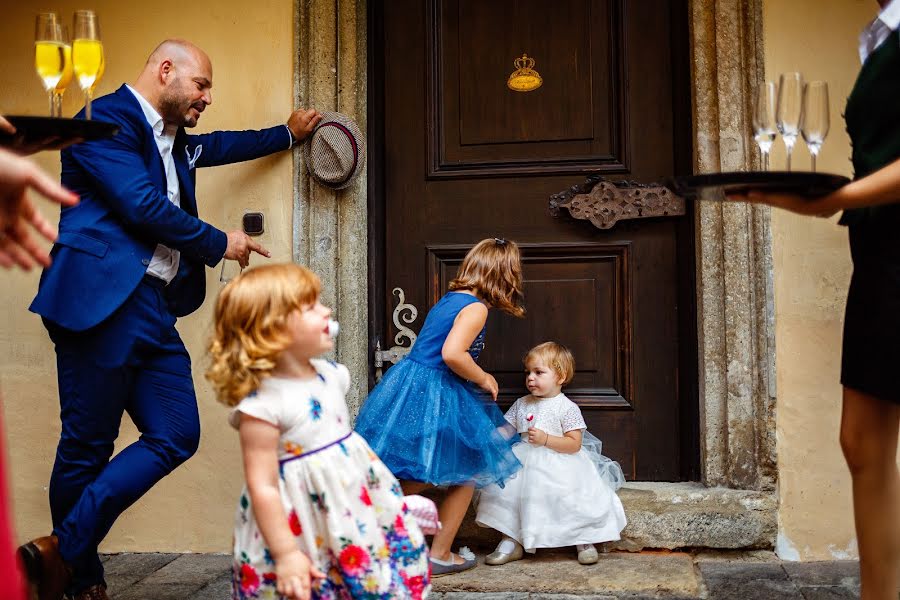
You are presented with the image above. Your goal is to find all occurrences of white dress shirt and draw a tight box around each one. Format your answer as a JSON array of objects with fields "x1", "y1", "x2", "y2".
[
  {"x1": 859, "y1": 0, "x2": 900, "y2": 64},
  {"x1": 126, "y1": 85, "x2": 181, "y2": 284}
]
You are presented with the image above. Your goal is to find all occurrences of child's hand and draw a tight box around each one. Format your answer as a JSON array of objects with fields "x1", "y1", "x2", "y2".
[
  {"x1": 479, "y1": 373, "x2": 499, "y2": 401},
  {"x1": 527, "y1": 426, "x2": 548, "y2": 446},
  {"x1": 276, "y1": 550, "x2": 325, "y2": 600}
]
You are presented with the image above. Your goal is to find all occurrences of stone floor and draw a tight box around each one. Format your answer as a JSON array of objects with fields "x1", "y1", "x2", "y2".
[{"x1": 99, "y1": 549, "x2": 863, "y2": 599}]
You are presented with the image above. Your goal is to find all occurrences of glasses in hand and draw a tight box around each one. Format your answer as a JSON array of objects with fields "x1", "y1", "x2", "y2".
[
  {"x1": 753, "y1": 81, "x2": 777, "y2": 172},
  {"x1": 800, "y1": 81, "x2": 829, "y2": 173},
  {"x1": 219, "y1": 261, "x2": 243, "y2": 284},
  {"x1": 34, "y1": 12, "x2": 64, "y2": 117},
  {"x1": 72, "y1": 10, "x2": 103, "y2": 120},
  {"x1": 776, "y1": 72, "x2": 803, "y2": 172}
]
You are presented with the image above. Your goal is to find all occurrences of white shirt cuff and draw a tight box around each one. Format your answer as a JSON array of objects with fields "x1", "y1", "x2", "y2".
[{"x1": 284, "y1": 124, "x2": 296, "y2": 149}]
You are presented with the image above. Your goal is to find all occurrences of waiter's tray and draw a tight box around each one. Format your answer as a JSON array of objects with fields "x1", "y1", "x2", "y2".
[
  {"x1": 668, "y1": 171, "x2": 850, "y2": 202},
  {"x1": 0, "y1": 116, "x2": 119, "y2": 150}
]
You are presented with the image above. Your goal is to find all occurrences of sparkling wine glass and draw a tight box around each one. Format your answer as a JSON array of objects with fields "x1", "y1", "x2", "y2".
[
  {"x1": 72, "y1": 10, "x2": 103, "y2": 120},
  {"x1": 90, "y1": 45, "x2": 106, "y2": 98},
  {"x1": 776, "y1": 72, "x2": 803, "y2": 171},
  {"x1": 753, "y1": 81, "x2": 777, "y2": 171},
  {"x1": 34, "y1": 12, "x2": 64, "y2": 116},
  {"x1": 801, "y1": 81, "x2": 830, "y2": 173},
  {"x1": 53, "y1": 25, "x2": 73, "y2": 117}
]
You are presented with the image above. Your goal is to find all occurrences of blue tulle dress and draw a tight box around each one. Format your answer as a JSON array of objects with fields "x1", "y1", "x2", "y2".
[{"x1": 355, "y1": 292, "x2": 521, "y2": 488}]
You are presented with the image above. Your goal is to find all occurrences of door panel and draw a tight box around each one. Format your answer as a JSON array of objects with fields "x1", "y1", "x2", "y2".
[{"x1": 370, "y1": 0, "x2": 696, "y2": 481}]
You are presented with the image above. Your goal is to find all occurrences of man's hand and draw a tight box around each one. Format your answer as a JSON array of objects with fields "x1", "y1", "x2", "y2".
[
  {"x1": 224, "y1": 230, "x2": 270, "y2": 268},
  {"x1": 0, "y1": 147, "x2": 79, "y2": 270},
  {"x1": 287, "y1": 108, "x2": 322, "y2": 144}
]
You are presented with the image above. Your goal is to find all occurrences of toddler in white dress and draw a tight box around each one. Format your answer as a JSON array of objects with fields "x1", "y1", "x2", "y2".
[{"x1": 475, "y1": 342, "x2": 627, "y2": 565}]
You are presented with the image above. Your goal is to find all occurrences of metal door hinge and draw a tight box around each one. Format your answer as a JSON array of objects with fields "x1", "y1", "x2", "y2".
[{"x1": 374, "y1": 287, "x2": 419, "y2": 381}]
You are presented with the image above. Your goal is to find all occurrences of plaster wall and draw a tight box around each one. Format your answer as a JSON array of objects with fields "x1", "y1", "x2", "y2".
[
  {"x1": 1, "y1": 0, "x2": 897, "y2": 560},
  {"x1": 0, "y1": 0, "x2": 296, "y2": 552},
  {"x1": 763, "y1": 0, "x2": 900, "y2": 560}
]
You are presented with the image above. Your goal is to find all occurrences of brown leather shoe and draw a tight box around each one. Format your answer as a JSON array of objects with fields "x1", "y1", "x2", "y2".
[
  {"x1": 16, "y1": 535, "x2": 71, "y2": 600},
  {"x1": 70, "y1": 584, "x2": 109, "y2": 600}
]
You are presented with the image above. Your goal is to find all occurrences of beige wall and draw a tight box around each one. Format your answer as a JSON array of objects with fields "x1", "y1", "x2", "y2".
[
  {"x1": 764, "y1": 0, "x2": 900, "y2": 560},
  {"x1": 1, "y1": 0, "x2": 897, "y2": 561},
  {"x1": 0, "y1": 0, "x2": 295, "y2": 551}
]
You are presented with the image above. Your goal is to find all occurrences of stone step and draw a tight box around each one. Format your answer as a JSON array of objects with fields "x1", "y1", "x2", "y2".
[
  {"x1": 100, "y1": 551, "x2": 861, "y2": 599},
  {"x1": 453, "y1": 482, "x2": 777, "y2": 552}
]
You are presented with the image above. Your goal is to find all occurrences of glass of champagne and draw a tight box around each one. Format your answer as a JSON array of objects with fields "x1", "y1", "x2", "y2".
[
  {"x1": 90, "y1": 47, "x2": 106, "y2": 98},
  {"x1": 72, "y1": 10, "x2": 103, "y2": 120},
  {"x1": 801, "y1": 81, "x2": 830, "y2": 173},
  {"x1": 53, "y1": 25, "x2": 74, "y2": 117},
  {"x1": 776, "y1": 72, "x2": 803, "y2": 171},
  {"x1": 34, "y1": 12, "x2": 64, "y2": 116},
  {"x1": 753, "y1": 81, "x2": 777, "y2": 172}
]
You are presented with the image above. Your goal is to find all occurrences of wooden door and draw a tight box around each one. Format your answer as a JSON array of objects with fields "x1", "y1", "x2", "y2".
[{"x1": 368, "y1": 0, "x2": 698, "y2": 481}]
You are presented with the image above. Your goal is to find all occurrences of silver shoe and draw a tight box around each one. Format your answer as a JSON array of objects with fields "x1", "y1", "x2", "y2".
[
  {"x1": 577, "y1": 544, "x2": 599, "y2": 565},
  {"x1": 485, "y1": 541, "x2": 524, "y2": 565},
  {"x1": 430, "y1": 556, "x2": 477, "y2": 577}
]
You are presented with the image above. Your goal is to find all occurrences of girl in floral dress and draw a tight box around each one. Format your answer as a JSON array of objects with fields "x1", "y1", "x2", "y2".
[{"x1": 207, "y1": 263, "x2": 431, "y2": 600}]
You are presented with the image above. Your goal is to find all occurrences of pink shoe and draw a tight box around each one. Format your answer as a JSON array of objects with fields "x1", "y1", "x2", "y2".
[{"x1": 403, "y1": 494, "x2": 442, "y2": 534}]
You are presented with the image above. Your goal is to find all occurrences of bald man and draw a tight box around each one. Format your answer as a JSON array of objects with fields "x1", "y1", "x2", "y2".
[{"x1": 20, "y1": 40, "x2": 322, "y2": 600}]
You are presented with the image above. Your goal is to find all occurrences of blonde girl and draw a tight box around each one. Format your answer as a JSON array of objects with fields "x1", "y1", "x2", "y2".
[
  {"x1": 207, "y1": 264, "x2": 431, "y2": 600},
  {"x1": 476, "y1": 342, "x2": 626, "y2": 566}
]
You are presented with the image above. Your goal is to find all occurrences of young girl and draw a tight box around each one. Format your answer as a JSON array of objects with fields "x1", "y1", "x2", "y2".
[
  {"x1": 475, "y1": 342, "x2": 627, "y2": 566},
  {"x1": 355, "y1": 238, "x2": 525, "y2": 576},
  {"x1": 206, "y1": 264, "x2": 432, "y2": 600}
]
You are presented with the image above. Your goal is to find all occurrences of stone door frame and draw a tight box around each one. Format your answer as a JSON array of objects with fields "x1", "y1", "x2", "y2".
[{"x1": 292, "y1": 0, "x2": 776, "y2": 492}]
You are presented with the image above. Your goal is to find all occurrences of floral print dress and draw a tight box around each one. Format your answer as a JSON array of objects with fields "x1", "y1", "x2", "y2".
[{"x1": 229, "y1": 359, "x2": 431, "y2": 600}]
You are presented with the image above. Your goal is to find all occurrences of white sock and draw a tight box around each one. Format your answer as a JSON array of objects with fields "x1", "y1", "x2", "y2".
[
  {"x1": 576, "y1": 543, "x2": 595, "y2": 552},
  {"x1": 430, "y1": 554, "x2": 456, "y2": 566},
  {"x1": 497, "y1": 537, "x2": 519, "y2": 553}
]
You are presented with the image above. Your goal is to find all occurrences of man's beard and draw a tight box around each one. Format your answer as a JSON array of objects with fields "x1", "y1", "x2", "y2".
[{"x1": 159, "y1": 82, "x2": 198, "y2": 128}]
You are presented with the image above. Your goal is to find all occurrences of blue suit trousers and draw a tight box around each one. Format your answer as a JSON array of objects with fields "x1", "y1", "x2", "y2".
[{"x1": 45, "y1": 277, "x2": 199, "y2": 594}]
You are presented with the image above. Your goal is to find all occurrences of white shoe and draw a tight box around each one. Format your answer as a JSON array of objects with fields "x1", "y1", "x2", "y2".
[{"x1": 577, "y1": 543, "x2": 598, "y2": 565}]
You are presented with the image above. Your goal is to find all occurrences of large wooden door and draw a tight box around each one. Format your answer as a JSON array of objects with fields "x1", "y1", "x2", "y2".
[{"x1": 368, "y1": 0, "x2": 698, "y2": 481}]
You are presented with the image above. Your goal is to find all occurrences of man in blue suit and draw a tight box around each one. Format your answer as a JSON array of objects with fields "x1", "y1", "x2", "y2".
[{"x1": 19, "y1": 39, "x2": 322, "y2": 600}]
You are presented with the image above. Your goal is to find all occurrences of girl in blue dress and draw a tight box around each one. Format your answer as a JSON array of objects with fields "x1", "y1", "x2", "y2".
[{"x1": 355, "y1": 238, "x2": 525, "y2": 576}]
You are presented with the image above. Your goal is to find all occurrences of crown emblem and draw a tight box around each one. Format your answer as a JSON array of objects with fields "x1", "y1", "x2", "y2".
[{"x1": 507, "y1": 53, "x2": 543, "y2": 92}]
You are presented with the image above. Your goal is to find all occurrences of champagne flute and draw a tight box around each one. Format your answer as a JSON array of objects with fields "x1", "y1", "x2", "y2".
[
  {"x1": 753, "y1": 81, "x2": 777, "y2": 172},
  {"x1": 776, "y1": 72, "x2": 803, "y2": 171},
  {"x1": 72, "y1": 10, "x2": 103, "y2": 120},
  {"x1": 90, "y1": 47, "x2": 106, "y2": 97},
  {"x1": 53, "y1": 25, "x2": 73, "y2": 117},
  {"x1": 34, "y1": 12, "x2": 64, "y2": 116},
  {"x1": 801, "y1": 81, "x2": 830, "y2": 173}
]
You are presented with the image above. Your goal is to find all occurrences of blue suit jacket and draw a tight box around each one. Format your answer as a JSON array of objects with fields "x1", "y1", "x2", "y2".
[{"x1": 30, "y1": 84, "x2": 292, "y2": 331}]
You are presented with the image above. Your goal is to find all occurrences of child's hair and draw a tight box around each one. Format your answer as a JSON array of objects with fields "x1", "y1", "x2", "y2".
[
  {"x1": 206, "y1": 263, "x2": 322, "y2": 407},
  {"x1": 524, "y1": 342, "x2": 575, "y2": 386},
  {"x1": 448, "y1": 237, "x2": 525, "y2": 317}
]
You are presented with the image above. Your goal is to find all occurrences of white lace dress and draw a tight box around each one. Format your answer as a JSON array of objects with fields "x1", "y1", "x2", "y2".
[
  {"x1": 475, "y1": 393, "x2": 627, "y2": 551},
  {"x1": 229, "y1": 359, "x2": 431, "y2": 600}
]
